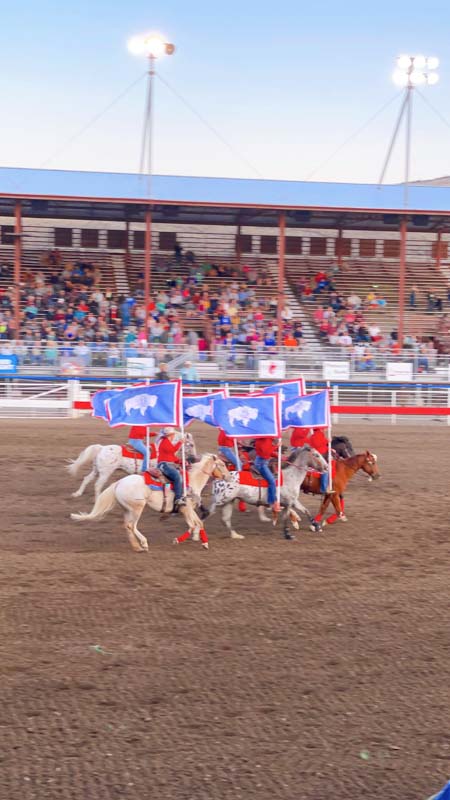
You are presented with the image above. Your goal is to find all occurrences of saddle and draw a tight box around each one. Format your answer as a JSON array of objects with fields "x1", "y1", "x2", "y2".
[
  {"x1": 238, "y1": 470, "x2": 283, "y2": 488},
  {"x1": 122, "y1": 444, "x2": 144, "y2": 460}
]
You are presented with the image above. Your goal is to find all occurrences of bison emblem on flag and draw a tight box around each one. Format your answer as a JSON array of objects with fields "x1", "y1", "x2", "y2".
[
  {"x1": 185, "y1": 403, "x2": 211, "y2": 422},
  {"x1": 284, "y1": 399, "x2": 312, "y2": 420},
  {"x1": 124, "y1": 394, "x2": 158, "y2": 416},
  {"x1": 228, "y1": 405, "x2": 259, "y2": 427}
]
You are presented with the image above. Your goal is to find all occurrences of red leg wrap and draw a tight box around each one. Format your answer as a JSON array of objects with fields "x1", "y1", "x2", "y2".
[
  {"x1": 238, "y1": 501, "x2": 247, "y2": 512},
  {"x1": 177, "y1": 531, "x2": 191, "y2": 543},
  {"x1": 314, "y1": 514, "x2": 323, "y2": 523},
  {"x1": 326, "y1": 513, "x2": 338, "y2": 525},
  {"x1": 199, "y1": 528, "x2": 208, "y2": 544}
]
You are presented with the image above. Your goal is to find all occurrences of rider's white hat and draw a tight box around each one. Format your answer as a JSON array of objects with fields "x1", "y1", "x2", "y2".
[{"x1": 161, "y1": 427, "x2": 176, "y2": 436}]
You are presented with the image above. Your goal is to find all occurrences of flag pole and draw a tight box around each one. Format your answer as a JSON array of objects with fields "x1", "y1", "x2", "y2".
[
  {"x1": 179, "y1": 380, "x2": 187, "y2": 495},
  {"x1": 277, "y1": 438, "x2": 282, "y2": 506},
  {"x1": 145, "y1": 378, "x2": 150, "y2": 471},
  {"x1": 225, "y1": 382, "x2": 239, "y2": 469},
  {"x1": 326, "y1": 380, "x2": 333, "y2": 493},
  {"x1": 276, "y1": 393, "x2": 282, "y2": 506}
]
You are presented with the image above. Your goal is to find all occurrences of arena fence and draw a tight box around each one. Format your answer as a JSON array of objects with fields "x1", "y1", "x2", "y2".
[
  {"x1": 1, "y1": 343, "x2": 449, "y2": 383},
  {"x1": 0, "y1": 377, "x2": 449, "y2": 424}
]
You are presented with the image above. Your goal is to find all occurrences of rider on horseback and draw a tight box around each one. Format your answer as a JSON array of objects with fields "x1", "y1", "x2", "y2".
[
  {"x1": 217, "y1": 429, "x2": 242, "y2": 471},
  {"x1": 254, "y1": 436, "x2": 281, "y2": 514},
  {"x1": 157, "y1": 428, "x2": 186, "y2": 510},
  {"x1": 128, "y1": 425, "x2": 152, "y2": 472},
  {"x1": 308, "y1": 427, "x2": 331, "y2": 493},
  {"x1": 290, "y1": 427, "x2": 331, "y2": 493}
]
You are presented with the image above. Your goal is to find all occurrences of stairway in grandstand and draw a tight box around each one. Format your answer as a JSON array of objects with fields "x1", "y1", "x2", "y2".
[
  {"x1": 286, "y1": 257, "x2": 449, "y2": 348},
  {"x1": 126, "y1": 253, "x2": 325, "y2": 352}
]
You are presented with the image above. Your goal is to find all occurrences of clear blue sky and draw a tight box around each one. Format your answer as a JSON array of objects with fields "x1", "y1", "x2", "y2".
[{"x1": 1, "y1": 0, "x2": 449, "y2": 184}]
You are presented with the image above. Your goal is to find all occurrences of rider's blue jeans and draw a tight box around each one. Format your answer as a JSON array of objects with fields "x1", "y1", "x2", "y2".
[
  {"x1": 158, "y1": 461, "x2": 183, "y2": 500},
  {"x1": 219, "y1": 446, "x2": 242, "y2": 471},
  {"x1": 128, "y1": 438, "x2": 148, "y2": 472},
  {"x1": 254, "y1": 456, "x2": 276, "y2": 504}
]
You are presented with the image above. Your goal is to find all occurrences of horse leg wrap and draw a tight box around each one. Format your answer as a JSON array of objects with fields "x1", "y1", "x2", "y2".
[
  {"x1": 314, "y1": 514, "x2": 323, "y2": 523},
  {"x1": 325, "y1": 513, "x2": 338, "y2": 525},
  {"x1": 176, "y1": 531, "x2": 191, "y2": 544},
  {"x1": 238, "y1": 500, "x2": 247, "y2": 512},
  {"x1": 199, "y1": 528, "x2": 208, "y2": 544}
]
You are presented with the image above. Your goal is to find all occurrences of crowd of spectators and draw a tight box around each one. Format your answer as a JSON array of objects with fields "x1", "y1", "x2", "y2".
[
  {"x1": 292, "y1": 266, "x2": 448, "y2": 369},
  {"x1": 0, "y1": 245, "x2": 307, "y2": 369}
]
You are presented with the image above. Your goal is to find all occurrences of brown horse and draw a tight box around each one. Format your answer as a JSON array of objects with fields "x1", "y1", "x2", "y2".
[{"x1": 301, "y1": 451, "x2": 380, "y2": 529}]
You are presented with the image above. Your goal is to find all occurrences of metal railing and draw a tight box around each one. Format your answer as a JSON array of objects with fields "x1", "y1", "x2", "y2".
[{"x1": 0, "y1": 341, "x2": 449, "y2": 383}]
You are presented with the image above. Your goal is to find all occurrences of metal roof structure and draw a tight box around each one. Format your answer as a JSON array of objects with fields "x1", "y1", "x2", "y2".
[{"x1": 2, "y1": 166, "x2": 450, "y2": 230}]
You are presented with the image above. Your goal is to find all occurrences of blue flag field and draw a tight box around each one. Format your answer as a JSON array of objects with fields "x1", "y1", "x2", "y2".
[
  {"x1": 212, "y1": 393, "x2": 281, "y2": 439},
  {"x1": 106, "y1": 381, "x2": 181, "y2": 427},
  {"x1": 183, "y1": 391, "x2": 226, "y2": 427},
  {"x1": 281, "y1": 389, "x2": 330, "y2": 430},
  {"x1": 261, "y1": 378, "x2": 305, "y2": 403}
]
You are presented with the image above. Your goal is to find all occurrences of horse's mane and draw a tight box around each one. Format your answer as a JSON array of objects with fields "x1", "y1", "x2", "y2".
[{"x1": 282, "y1": 445, "x2": 310, "y2": 469}]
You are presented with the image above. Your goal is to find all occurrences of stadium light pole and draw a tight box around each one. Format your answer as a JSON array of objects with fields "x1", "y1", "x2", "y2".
[
  {"x1": 127, "y1": 32, "x2": 175, "y2": 340},
  {"x1": 379, "y1": 55, "x2": 439, "y2": 207},
  {"x1": 379, "y1": 55, "x2": 439, "y2": 351}
]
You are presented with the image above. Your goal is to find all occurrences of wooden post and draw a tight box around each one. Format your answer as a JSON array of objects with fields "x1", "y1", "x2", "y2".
[
  {"x1": 236, "y1": 223, "x2": 241, "y2": 272},
  {"x1": 144, "y1": 208, "x2": 152, "y2": 342},
  {"x1": 398, "y1": 218, "x2": 408, "y2": 351},
  {"x1": 336, "y1": 227, "x2": 343, "y2": 270},
  {"x1": 125, "y1": 219, "x2": 130, "y2": 269},
  {"x1": 435, "y1": 230, "x2": 442, "y2": 272},
  {"x1": 277, "y1": 211, "x2": 286, "y2": 347},
  {"x1": 13, "y1": 201, "x2": 22, "y2": 341}
]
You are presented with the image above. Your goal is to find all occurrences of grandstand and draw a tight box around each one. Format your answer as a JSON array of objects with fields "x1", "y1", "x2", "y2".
[{"x1": 0, "y1": 166, "x2": 449, "y2": 371}]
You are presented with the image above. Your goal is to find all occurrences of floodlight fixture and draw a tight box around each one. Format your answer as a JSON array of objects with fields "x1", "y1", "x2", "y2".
[
  {"x1": 393, "y1": 53, "x2": 439, "y2": 86},
  {"x1": 127, "y1": 32, "x2": 175, "y2": 60}
]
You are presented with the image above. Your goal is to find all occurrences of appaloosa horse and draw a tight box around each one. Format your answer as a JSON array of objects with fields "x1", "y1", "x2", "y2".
[
  {"x1": 209, "y1": 445, "x2": 328, "y2": 540},
  {"x1": 302, "y1": 451, "x2": 380, "y2": 529}
]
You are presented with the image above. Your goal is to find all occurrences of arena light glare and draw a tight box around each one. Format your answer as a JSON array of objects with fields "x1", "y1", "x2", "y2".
[
  {"x1": 393, "y1": 53, "x2": 440, "y2": 86},
  {"x1": 127, "y1": 32, "x2": 175, "y2": 59}
]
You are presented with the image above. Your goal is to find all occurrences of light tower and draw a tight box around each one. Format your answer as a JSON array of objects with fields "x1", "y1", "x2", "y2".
[
  {"x1": 127, "y1": 32, "x2": 175, "y2": 345},
  {"x1": 379, "y1": 55, "x2": 439, "y2": 206}
]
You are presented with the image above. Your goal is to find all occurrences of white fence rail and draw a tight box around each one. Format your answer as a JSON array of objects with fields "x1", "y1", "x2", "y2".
[{"x1": 0, "y1": 378, "x2": 448, "y2": 424}]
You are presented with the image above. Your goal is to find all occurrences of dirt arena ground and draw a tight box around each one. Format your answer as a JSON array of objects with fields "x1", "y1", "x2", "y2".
[{"x1": 0, "y1": 418, "x2": 449, "y2": 800}]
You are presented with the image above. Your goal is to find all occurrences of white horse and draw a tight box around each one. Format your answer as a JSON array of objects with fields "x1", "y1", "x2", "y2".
[
  {"x1": 70, "y1": 453, "x2": 230, "y2": 552},
  {"x1": 208, "y1": 445, "x2": 328, "y2": 541},
  {"x1": 68, "y1": 432, "x2": 197, "y2": 499}
]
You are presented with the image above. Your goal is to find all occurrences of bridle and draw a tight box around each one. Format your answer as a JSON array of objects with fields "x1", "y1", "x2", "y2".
[{"x1": 199, "y1": 455, "x2": 226, "y2": 480}]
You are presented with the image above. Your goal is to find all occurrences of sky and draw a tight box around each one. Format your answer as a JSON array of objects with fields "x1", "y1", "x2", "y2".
[{"x1": 1, "y1": 0, "x2": 450, "y2": 185}]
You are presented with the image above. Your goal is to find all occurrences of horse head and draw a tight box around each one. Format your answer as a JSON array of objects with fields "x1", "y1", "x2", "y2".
[
  {"x1": 198, "y1": 453, "x2": 232, "y2": 482},
  {"x1": 285, "y1": 444, "x2": 327, "y2": 473},
  {"x1": 307, "y1": 446, "x2": 328, "y2": 473},
  {"x1": 360, "y1": 451, "x2": 380, "y2": 481}
]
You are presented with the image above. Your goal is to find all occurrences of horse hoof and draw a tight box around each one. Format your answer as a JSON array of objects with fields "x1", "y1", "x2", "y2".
[
  {"x1": 230, "y1": 531, "x2": 245, "y2": 540},
  {"x1": 284, "y1": 532, "x2": 296, "y2": 541},
  {"x1": 309, "y1": 522, "x2": 322, "y2": 533},
  {"x1": 172, "y1": 538, "x2": 179, "y2": 545},
  {"x1": 201, "y1": 542, "x2": 209, "y2": 550},
  {"x1": 339, "y1": 515, "x2": 348, "y2": 522}
]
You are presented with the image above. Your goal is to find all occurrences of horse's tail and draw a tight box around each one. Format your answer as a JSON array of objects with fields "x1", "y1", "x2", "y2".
[
  {"x1": 71, "y1": 481, "x2": 118, "y2": 522},
  {"x1": 67, "y1": 444, "x2": 102, "y2": 477},
  {"x1": 180, "y1": 498, "x2": 203, "y2": 531}
]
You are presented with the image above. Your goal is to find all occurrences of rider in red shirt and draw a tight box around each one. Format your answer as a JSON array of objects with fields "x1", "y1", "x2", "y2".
[
  {"x1": 128, "y1": 426, "x2": 156, "y2": 471},
  {"x1": 254, "y1": 437, "x2": 280, "y2": 513},
  {"x1": 290, "y1": 427, "x2": 310, "y2": 448},
  {"x1": 218, "y1": 429, "x2": 242, "y2": 471},
  {"x1": 308, "y1": 427, "x2": 329, "y2": 456},
  {"x1": 157, "y1": 428, "x2": 185, "y2": 508},
  {"x1": 308, "y1": 427, "x2": 330, "y2": 492}
]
